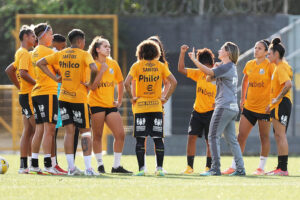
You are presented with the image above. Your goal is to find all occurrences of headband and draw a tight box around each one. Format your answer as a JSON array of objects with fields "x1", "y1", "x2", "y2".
[
  {"x1": 38, "y1": 25, "x2": 49, "y2": 40},
  {"x1": 260, "y1": 40, "x2": 269, "y2": 49}
]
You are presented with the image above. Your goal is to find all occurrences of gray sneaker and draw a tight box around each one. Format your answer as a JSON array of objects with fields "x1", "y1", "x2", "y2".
[
  {"x1": 229, "y1": 169, "x2": 246, "y2": 176},
  {"x1": 84, "y1": 168, "x2": 100, "y2": 176},
  {"x1": 68, "y1": 166, "x2": 83, "y2": 176}
]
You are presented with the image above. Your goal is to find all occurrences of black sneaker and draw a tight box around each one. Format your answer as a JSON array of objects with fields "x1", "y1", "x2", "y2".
[
  {"x1": 97, "y1": 165, "x2": 105, "y2": 173},
  {"x1": 111, "y1": 166, "x2": 132, "y2": 174}
]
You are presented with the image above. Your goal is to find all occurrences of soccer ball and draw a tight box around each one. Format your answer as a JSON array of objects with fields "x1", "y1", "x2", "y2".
[{"x1": 0, "y1": 156, "x2": 9, "y2": 174}]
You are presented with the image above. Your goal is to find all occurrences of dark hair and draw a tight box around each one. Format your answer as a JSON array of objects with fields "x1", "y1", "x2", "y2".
[
  {"x1": 68, "y1": 29, "x2": 85, "y2": 44},
  {"x1": 197, "y1": 48, "x2": 215, "y2": 68},
  {"x1": 53, "y1": 34, "x2": 66, "y2": 43},
  {"x1": 258, "y1": 39, "x2": 270, "y2": 51},
  {"x1": 34, "y1": 23, "x2": 51, "y2": 39},
  {"x1": 136, "y1": 40, "x2": 161, "y2": 61},
  {"x1": 19, "y1": 25, "x2": 34, "y2": 41},
  {"x1": 269, "y1": 38, "x2": 285, "y2": 59},
  {"x1": 148, "y1": 36, "x2": 167, "y2": 63},
  {"x1": 88, "y1": 36, "x2": 109, "y2": 59}
]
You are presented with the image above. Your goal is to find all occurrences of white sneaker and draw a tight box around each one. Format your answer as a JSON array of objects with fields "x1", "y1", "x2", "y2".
[
  {"x1": 68, "y1": 166, "x2": 83, "y2": 176},
  {"x1": 29, "y1": 166, "x2": 43, "y2": 175},
  {"x1": 18, "y1": 168, "x2": 29, "y2": 174},
  {"x1": 44, "y1": 167, "x2": 63, "y2": 175},
  {"x1": 84, "y1": 168, "x2": 100, "y2": 176}
]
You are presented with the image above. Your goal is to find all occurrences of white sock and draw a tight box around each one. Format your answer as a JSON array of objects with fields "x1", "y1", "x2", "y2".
[
  {"x1": 113, "y1": 152, "x2": 122, "y2": 168},
  {"x1": 32, "y1": 153, "x2": 39, "y2": 159},
  {"x1": 258, "y1": 156, "x2": 268, "y2": 170},
  {"x1": 44, "y1": 154, "x2": 51, "y2": 158},
  {"x1": 51, "y1": 157, "x2": 57, "y2": 167},
  {"x1": 95, "y1": 153, "x2": 103, "y2": 167},
  {"x1": 28, "y1": 157, "x2": 32, "y2": 168},
  {"x1": 84, "y1": 155, "x2": 92, "y2": 170},
  {"x1": 66, "y1": 154, "x2": 75, "y2": 170},
  {"x1": 231, "y1": 159, "x2": 236, "y2": 169}
]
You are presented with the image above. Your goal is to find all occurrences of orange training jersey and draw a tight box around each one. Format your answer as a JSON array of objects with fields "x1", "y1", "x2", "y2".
[
  {"x1": 129, "y1": 60, "x2": 171, "y2": 114},
  {"x1": 243, "y1": 59, "x2": 275, "y2": 114},
  {"x1": 88, "y1": 57, "x2": 124, "y2": 107},
  {"x1": 186, "y1": 68, "x2": 216, "y2": 113},
  {"x1": 270, "y1": 61, "x2": 293, "y2": 109},
  {"x1": 31, "y1": 45, "x2": 58, "y2": 96},
  {"x1": 14, "y1": 48, "x2": 35, "y2": 94},
  {"x1": 45, "y1": 48, "x2": 95, "y2": 104}
]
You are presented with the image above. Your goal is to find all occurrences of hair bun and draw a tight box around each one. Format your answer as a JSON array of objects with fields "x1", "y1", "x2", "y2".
[{"x1": 272, "y1": 38, "x2": 281, "y2": 45}]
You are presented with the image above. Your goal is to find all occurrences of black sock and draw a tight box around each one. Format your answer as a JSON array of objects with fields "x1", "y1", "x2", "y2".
[
  {"x1": 136, "y1": 137, "x2": 146, "y2": 171},
  {"x1": 20, "y1": 157, "x2": 28, "y2": 169},
  {"x1": 187, "y1": 156, "x2": 194, "y2": 168},
  {"x1": 32, "y1": 158, "x2": 39, "y2": 168},
  {"x1": 278, "y1": 155, "x2": 288, "y2": 171},
  {"x1": 206, "y1": 157, "x2": 212, "y2": 168},
  {"x1": 154, "y1": 138, "x2": 164, "y2": 168},
  {"x1": 74, "y1": 127, "x2": 80, "y2": 160},
  {"x1": 44, "y1": 157, "x2": 52, "y2": 168}
]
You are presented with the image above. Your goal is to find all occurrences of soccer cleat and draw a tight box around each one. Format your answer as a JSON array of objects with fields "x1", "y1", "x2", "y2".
[
  {"x1": 134, "y1": 170, "x2": 145, "y2": 176},
  {"x1": 29, "y1": 166, "x2": 44, "y2": 175},
  {"x1": 97, "y1": 165, "x2": 106, "y2": 173},
  {"x1": 155, "y1": 170, "x2": 165, "y2": 177},
  {"x1": 229, "y1": 169, "x2": 246, "y2": 176},
  {"x1": 84, "y1": 168, "x2": 100, "y2": 176},
  {"x1": 205, "y1": 167, "x2": 210, "y2": 172},
  {"x1": 266, "y1": 168, "x2": 288, "y2": 176},
  {"x1": 44, "y1": 167, "x2": 64, "y2": 175},
  {"x1": 111, "y1": 166, "x2": 132, "y2": 174},
  {"x1": 68, "y1": 166, "x2": 83, "y2": 176},
  {"x1": 200, "y1": 169, "x2": 221, "y2": 176},
  {"x1": 54, "y1": 165, "x2": 68, "y2": 174},
  {"x1": 253, "y1": 168, "x2": 265, "y2": 175},
  {"x1": 221, "y1": 167, "x2": 235, "y2": 175},
  {"x1": 182, "y1": 166, "x2": 194, "y2": 174},
  {"x1": 18, "y1": 168, "x2": 29, "y2": 174}
]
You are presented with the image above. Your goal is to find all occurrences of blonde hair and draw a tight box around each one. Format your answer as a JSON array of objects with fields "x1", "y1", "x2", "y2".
[
  {"x1": 88, "y1": 36, "x2": 109, "y2": 59},
  {"x1": 135, "y1": 40, "x2": 161, "y2": 61},
  {"x1": 223, "y1": 42, "x2": 239, "y2": 64}
]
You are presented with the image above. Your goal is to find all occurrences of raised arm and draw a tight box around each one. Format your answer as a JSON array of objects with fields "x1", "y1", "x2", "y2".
[
  {"x1": 188, "y1": 48, "x2": 214, "y2": 76},
  {"x1": 178, "y1": 45, "x2": 189, "y2": 76},
  {"x1": 5, "y1": 62, "x2": 20, "y2": 89}
]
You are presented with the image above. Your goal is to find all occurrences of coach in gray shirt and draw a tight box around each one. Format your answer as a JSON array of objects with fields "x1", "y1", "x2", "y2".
[{"x1": 188, "y1": 42, "x2": 245, "y2": 176}]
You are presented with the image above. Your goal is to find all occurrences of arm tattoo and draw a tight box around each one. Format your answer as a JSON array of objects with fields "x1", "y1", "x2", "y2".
[
  {"x1": 90, "y1": 70, "x2": 97, "y2": 84},
  {"x1": 277, "y1": 86, "x2": 290, "y2": 100},
  {"x1": 81, "y1": 137, "x2": 89, "y2": 153}
]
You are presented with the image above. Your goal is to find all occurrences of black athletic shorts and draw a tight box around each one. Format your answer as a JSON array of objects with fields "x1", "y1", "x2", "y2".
[
  {"x1": 59, "y1": 100, "x2": 90, "y2": 129},
  {"x1": 19, "y1": 93, "x2": 34, "y2": 119},
  {"x1": 242, "y1": 108, "x2": 270, "y2": 126},
  {"x1": 134, "y1": 112, "x2": 163, "y2": 138},
  {"x1": 270, "y1": 97, "x2": 292, "y2": 128},
  {"x1": 32, "y1": 95, "x2": 58, "y2": 124},
  {"x1": 188, "y1": 110, "x2": 214, "y2": 140},
  {"x1": 90, "y1": 106, "x2": 118, "y2": 116}
]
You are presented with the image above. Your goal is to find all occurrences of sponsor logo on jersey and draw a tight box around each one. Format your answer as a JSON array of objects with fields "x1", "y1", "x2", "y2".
[
  {"x1": 138, "y1": 75, "x2": 160, "y2": 82},
  {"x1": 59, "y1": 61, "x2": 79, "y2": 68},
  {"x1": 249, "y1": 81, "x2": 265, "y2": 87}
]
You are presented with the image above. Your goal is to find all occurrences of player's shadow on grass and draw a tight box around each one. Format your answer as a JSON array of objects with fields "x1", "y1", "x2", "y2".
[{"x1": 46, "y1": 174, "x2": 129, "y2": 179}]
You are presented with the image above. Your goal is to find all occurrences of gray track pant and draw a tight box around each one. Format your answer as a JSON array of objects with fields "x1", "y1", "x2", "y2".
[{"x1": 209, "y1": 108, "x2": 244, "y2": 172}]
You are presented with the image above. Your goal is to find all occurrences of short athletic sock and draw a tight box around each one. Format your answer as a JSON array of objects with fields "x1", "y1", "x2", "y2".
[
  {"x1": 277, "y1": 155, "x2": 288, "y2": 171},
  {"x1": 51, "y1": 157, "x2": 57, "y2": 167},
  {"x1": 95, "y1": 153, "x2": 103, "y2": 167},
  {"x1": 187, "y1": 156, "x2": 194, "y2": 168},
  {"x1": 20, "y1": 157, "x2": 28, "y2": 169},
  {"x1": 136, "y1": 137, "x2": 146, "y2": 171},
  {"x1": 258, "y1": 156, "x2": 267, "y2": 170},
  {"x1": 154, "y1": 138, "x2": 164, "y2": 168},
  {"x1": 28, "y1": 157, "x2": 32, "y2": 168},
  {"x1": 31, "y1": 153, "x2": 39, "y2": 168},
  {"x1": 44, "y1": 154, "x2": 52, "y2": 168},
  {"x1": 206, "y1": 157, "x2": 212, "y2": 168},
  {"x1": 66, "y1": 154, "x2": 75, "y2": 170},
  {"x1": 113, "y1": 152, "x2": 122, "y2": 168},
  {"x1": 84, "y1": 155, "x2": 92, "y2": 170}
]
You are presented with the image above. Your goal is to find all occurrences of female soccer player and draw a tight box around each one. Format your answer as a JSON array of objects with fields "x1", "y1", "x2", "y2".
[
  {"x1": 223, "y1": 40, "x2": 274, "y2": 175},
  {"x1": 178, "y1": 45, "x2": 216, "y2": 174},
  {"x1": 88, "y1": 36, "x2": 132, "y2": 174},
  {"x1": 188, "y1": 42, "x2": 245, "y2": 176},
  {"x1": 265, "y1": 38, "x2": 292, "y2": 176},
  {"x1": 5, "y1": 25, "x2": 36, "y2": 174},
  {"x1": 125, "y1": 39, "x2": 177, "y2": 176}
]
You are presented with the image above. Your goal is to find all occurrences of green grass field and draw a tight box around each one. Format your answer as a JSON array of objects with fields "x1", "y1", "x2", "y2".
[{"x1": 1, "y1": 155, "x2": 300, "y2": 200}]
